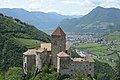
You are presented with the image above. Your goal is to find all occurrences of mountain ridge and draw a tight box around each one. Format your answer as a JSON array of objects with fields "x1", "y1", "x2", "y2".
[
  {"x1": 60, "y1": 7, "x2": 120, "y2": 36},
  {"x1": 0, "y1": 8, "x2": 81, "y2": 32}
]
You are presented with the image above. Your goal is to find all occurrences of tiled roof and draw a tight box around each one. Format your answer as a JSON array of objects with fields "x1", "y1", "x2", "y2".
[
  {"x1": 72, "y1": 56, "x2": 94, "y2": 62},
  {"x1": 57, "y1": 51, "x2": 69, "y2": 57},
  {"x1": 85, "y1": 56, "x2": 95, "y2": 62},
  {"x1": 52, "y1": 26, "x2": 66, "y2": 36},
  {"x1": 23, "y1": 49, "x2": 36, "y2": 55},
  {"x1": 41, "y1": 43, "x2": 51, "y2": 51},
  {"x1": 72, "y1": 58, "x2": 85, "y2": 62},
  {"x1": 40, "y1": 43, "x2": 70, "y2": 51},
  {"x1": 36, "y1": 48, "x2": 45, "y2": 53}
]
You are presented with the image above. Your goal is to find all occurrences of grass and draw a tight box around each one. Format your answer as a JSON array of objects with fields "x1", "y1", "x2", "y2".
[
  {"x1": 14, "y1": 38, "x2": 41, "y2": 49},
  {"x1": 75, "y1": 43, "x2": 101, "y2": 48},
  {"x1": 73, "y1": 42, "x2": 118, "y2": 68},
  {"x1": 94, "y1": 58, "x2": 116, "y2": 68},
  {"x1": 74, "y1": 43, "x2": 113, "y2": 54},
  {"x1": 102, "y1": 31, "x2": 120, "y2": 42}
]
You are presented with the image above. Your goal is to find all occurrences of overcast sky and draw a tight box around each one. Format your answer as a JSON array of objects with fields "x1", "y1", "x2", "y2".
[{"x1": 0, "y1": 0, "x2": 120, "y2": 15}]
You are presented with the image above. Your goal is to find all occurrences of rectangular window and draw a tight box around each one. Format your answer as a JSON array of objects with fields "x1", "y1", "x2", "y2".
[
  {"x1": 89, "y1": 63, "x2": 91, "y2": 66},
  {"x1": 89, "y1": 68, "x2": 91, "y2": 71}
]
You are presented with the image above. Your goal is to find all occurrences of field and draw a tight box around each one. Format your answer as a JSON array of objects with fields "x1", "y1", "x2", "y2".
[
  {"x1": 73, "y1": 42, "x2": 119, "y2": 67},
  {"x1": 102, "y1": 31, "x2": 120, "y2": 42},
  {"x1": 14, "y1": 38, "x2": 41, "y2": 49}
]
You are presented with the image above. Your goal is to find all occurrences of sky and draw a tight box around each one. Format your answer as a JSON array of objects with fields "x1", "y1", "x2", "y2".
[{"x1": 0, "y1": 0, "x2": 120, "y2": 15}]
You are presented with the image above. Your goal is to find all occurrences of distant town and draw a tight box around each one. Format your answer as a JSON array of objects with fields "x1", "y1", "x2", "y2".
[{"x1": 66, "y1": 32, "x2": 98, "y2": 43}]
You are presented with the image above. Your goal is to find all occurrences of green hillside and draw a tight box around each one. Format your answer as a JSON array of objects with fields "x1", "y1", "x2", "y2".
[
  {"x1": 102, "y1": 30, "x2": 120, "y2": 51},
  {"x1": 60, "y1": 7, "x2": 120, "y2": 36},
  {"x1": 0, "y1": 13, "x2": 51, "y2": 71},
  {"x1": 73, "y1": 30, "x2": 120, "y2": 67},
  {"x1": 0, "y1": 13, "x2": 50, "y2": 42},
  {"x1": 102, "y1": 31, "x2": 120, "y2": 42},
  {"x1": 73, "y1": 42, "x2": 117, "y2": 67}
]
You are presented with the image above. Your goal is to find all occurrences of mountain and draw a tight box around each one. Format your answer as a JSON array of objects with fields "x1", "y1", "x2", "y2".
[
  {"x1": 60, "y1": 7, "x2": 120, "y2": 36},
  {"x1": 0, "y1": 8, "x2": 81, "y2": 32},
  {"x1": 0, "y1": 13, "x2": 50, "y2": 42},
  {"x1": 0, "y1": 13, "x2": 50, "y2": 71}
]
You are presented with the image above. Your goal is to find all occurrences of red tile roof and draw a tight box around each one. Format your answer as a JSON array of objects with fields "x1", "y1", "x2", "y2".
[
  {"x1": 85, "y1": 56, "x2": 95, "y2": 62},
  {"x1": 23, "y1": 49, "x2": 36, "y2": 55},
  {"x1": 41, "y1": 43, "x2": 51, "y2": 51},
  {"x1": 72, "y1": 56, "x2": 94, "y2": 62},
  {"x1": 72, "y1": 58, "x2": 85, "y2": 62},
  {"x1": 52, "y1": 26, "x2": 66, "y2": 36},
  {"x1": 36, "y1": 48, "x2": 45, "y2": 53},
  {"x1": 57, "y1": 51, "x2": 69, "y2": 57},
  {"x1": 40, "y1": 43, "x2": 70, "y2": 51}
]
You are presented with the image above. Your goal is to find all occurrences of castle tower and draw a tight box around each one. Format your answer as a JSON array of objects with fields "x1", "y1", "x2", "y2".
[
  {"x1": 57, "y1": 51, "x2": 70, "y2": 75},
  {"x1": 51, "y1": 26, "x2": 66, "y2": 66}
]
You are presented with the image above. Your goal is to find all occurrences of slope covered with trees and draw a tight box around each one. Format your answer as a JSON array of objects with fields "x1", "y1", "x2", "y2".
[
  {"x1": 0, "y1": 13, "x2": 50, "y2": 71},
  {"x1": 0, "y1": 13, "x2": 50, "y2": 41}
]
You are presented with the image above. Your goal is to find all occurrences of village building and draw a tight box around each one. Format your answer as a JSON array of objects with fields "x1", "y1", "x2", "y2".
[{"x1": 23, "y1": 26, "x2": 94, "y2": 77}]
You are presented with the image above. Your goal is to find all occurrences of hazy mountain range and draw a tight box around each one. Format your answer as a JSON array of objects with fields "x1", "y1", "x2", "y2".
[
  {"x1": 0, "y1": 7, "x2": 120, "y2": 36},
  {"x1": 60, "y1": 6, "x2": 120, "y2": 36},
  {"x1": 0, "y1": 8, "x2": 81, "y2": 32}
]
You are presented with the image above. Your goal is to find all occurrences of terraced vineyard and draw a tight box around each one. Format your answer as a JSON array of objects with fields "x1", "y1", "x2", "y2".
[{"x1": 73, "y1": 42, "x2": 119, "y2": 67}]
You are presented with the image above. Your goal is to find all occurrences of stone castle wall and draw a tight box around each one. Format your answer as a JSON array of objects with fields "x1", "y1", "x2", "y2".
[
  {"x1": 52, "y1": 36, "x2": 66, "y2": 66},
  {"x1": 57, "y1": 57, "x2": 94, "y2": 77}
]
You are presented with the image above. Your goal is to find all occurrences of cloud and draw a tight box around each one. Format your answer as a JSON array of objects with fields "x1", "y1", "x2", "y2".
[
  {"x1": 0, "y1": 0, "x2": 120, "y2": 15},
  {"x1": 39, "y1": 9, "x2": 62, "y2": 13},
  {"x1": 63, "y1": 0, "x2": 81, "y2": 5},
  {"x1": 3, "y1": 0, "x2": 10, "y2": 3}
]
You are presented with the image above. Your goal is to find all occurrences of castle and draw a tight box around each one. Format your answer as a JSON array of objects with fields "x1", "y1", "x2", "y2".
[{"x1": 23, "y1": 26, "x2": 94, "y2": 77}]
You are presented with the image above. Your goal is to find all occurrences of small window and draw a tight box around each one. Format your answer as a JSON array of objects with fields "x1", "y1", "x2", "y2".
[
  {"x1": 89, "y1": 68, "x2": 91, "y2": 71},
  {"x1": 86, "y1": 65, "x2": 88, "y2": 67},
  {"x1": 89, "y1": 63, "x2": 91, "y2": 66},
  {"x1": 65, "y1": 50, "x2": 67, "y2": 53},
  {"x1": 25, "y1": 63, "x2": 26, "y2": 68},
  {"x1": 87, "y1": 74, "x2": 91, "y2": 77}
]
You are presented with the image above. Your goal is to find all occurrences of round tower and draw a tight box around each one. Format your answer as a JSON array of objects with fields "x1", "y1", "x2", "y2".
[{"x1": 51, "y1": 26, "x2": 66, "y2": 67}]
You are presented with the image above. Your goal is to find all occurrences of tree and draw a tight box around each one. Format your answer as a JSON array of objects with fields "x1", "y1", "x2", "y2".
[
  {"x1": 94, "y1": 60, "x2": 115, "y2": 80},
  {"x1": 0, "y1": 13, "x2": 4, "y2": 16},
  {"x1": 115, "y1": 52, "x2": 120, "y2": 80},
  {"x1": 34, "y1": 65, "x2": 60, "y2": 80},
  {"x1": 0, "y1": 38, "x2": 27, "y2": 71},
  {"x1": 0, "y1": 72, "x2": 5, "y2": 80},
  {"x1": 5, "y1": 67, "x2": 23, "y2": 80}
]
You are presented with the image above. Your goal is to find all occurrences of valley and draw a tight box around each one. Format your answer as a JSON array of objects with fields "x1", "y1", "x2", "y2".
[{"x1": 0, "y1": 6, "x2": 120, "y2": 80}]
